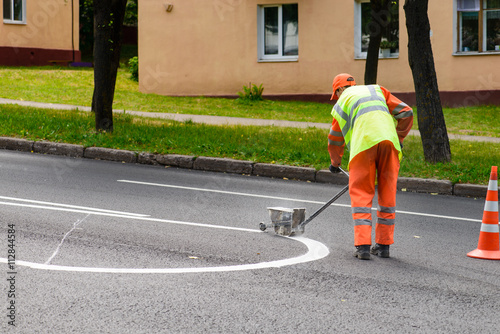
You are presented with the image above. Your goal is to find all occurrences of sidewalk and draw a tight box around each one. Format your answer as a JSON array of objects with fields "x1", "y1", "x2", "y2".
[{"x1": 1, "y1": 98, "x2": 499, "y2": 143}]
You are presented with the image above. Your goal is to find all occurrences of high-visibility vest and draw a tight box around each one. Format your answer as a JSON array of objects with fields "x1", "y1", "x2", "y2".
[{"x1": 332, "y1": 85, "x2": 402, "y2": 163}]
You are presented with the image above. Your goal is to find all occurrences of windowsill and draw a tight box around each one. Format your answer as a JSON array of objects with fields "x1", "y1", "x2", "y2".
[
  {"x1": 354, "y1": 54, "x2": 399, "y2": 60},
  {"x1": 453, "y1": 51, "x2": 500, "y2": 56},
  {"x1": 3, "y1": 20, "x2": 27, "y2": 25},
  {"x1": 258, "y1": 57, "x2": 299, "y2": 63}
]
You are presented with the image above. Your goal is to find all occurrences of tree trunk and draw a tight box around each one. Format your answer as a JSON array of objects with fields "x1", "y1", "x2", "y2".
[
  {"x1": 364, "y1": 0, "x2": 391, "y2": 85},
  {"x1": 92, "y1": 0, "x2": 128, "y2": 132},
  {"x1": 404, "y1": 0, "x2": 451, "y2": 163}
]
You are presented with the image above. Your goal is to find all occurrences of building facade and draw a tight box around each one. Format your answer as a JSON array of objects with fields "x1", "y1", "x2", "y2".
[
  {"x1": 1, "y1": 0, "x2": 80, "y2": 66},
  {"x1": 138, "y1": 0, "x2": 500, "y2": 106}
]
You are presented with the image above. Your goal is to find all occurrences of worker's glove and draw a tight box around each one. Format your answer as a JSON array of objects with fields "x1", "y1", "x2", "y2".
[{"x1": 329, "y1": 164, "x2": 341, "y2": 174}]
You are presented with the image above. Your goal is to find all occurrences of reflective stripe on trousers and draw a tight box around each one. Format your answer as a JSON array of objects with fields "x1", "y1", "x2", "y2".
[{"x1": 349, "y1": 140, "x2": 400, "y2": 246}]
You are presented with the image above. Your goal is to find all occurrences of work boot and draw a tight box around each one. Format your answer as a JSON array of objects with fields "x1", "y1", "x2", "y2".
[
  {"x1": 371, "y1": 244, "x2": 390, "y2": 258},
  {"x1": 353, "y1": 245, "x2": 371, "y2": 260}
]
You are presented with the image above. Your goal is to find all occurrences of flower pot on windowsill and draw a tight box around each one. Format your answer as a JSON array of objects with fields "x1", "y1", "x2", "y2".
[
  {"x1": 380, "y1": 40, "x2": 397, "y2": 57},
  {"x1": 381, "y1": 48, "x2": 391, "y2": 58}
]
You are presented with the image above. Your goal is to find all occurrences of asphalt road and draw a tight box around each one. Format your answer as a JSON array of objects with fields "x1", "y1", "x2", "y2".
[{"x1": 0, "y1": 150, "x2": 499, "y2": 333}]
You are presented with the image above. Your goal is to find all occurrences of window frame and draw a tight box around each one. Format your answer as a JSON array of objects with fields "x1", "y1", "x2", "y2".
[
  {"x1": 354, "y1": 0, "x2": 400, "y2": 60},
  {"x1": 455, "y1": 0, "x2": 500, "y2": 54},
  {"x1": 257, "y1": 4, "x2": 299, "y2": 62},
  {"x1": 3, "y1": 0, "x2": 26, "y2": 24}
]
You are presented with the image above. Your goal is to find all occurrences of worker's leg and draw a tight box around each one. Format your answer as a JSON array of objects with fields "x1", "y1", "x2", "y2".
[
  {"x1": 375, "y1": 140, "x2": 400, "y2": 245},
  {"x1": 349, "y1": 147, "x2": 377, "y2": 246}
]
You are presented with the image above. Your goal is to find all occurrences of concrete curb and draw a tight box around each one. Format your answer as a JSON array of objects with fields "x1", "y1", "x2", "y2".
[
  {"x1": 84, "y1": 147, "x2": 137, "y2": 163},
  {"x1": 194, "y1": 156, "x2": 253, "y2": 174},
  {"x1": 0, "y1": 137, "x2": 34, "y2": 151},
  {"x1": 0, "y1": 136, "x2": 493, "y2": 198},
  {"x1": 453, "y1": 183, "x2": 488, "y2": 198},
  {"x1": 397, "y1": 177, "x2": 453, "y2": 195},
  {"x1": 253, "y1": 163, "x2": 316, "y2": 181},
  {"x1": 157, "y1": 154, "x2": 196, "y2": 169},
  {"x1": 315, "y1": 170, "x2": 349, "y2": 185},
  {"x1": 33, "y1": 141, "x2": 84, "y2": 158}
]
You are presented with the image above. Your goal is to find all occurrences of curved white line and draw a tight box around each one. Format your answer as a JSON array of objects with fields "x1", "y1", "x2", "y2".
[
  {"x1": 0, "y1": 236, "x2": 329, "y2": 274},
  {"x1": 0, "y1": 197, "x2": 330, "y2": 273}
]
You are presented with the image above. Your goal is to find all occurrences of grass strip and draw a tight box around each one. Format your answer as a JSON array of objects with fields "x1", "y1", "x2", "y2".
[
  {"x1": 1, "y1": 66, "x2": 499, "y2": 138},
  {"x1": 0, "y1": 67, "x2": 332, "y2": 123},
  {"x1": 1, "y1": 104, "x2": 498, "y2": 185}
]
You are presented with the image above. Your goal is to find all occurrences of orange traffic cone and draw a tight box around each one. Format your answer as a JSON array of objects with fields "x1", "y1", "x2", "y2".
[{"x1": 467, "y1": 166, "x2": 500, "y2": 260}]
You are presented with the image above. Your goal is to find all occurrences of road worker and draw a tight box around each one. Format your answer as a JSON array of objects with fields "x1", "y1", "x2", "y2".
[{"x1": 328, "y1": 73, "x2": 413, "y2": 260}]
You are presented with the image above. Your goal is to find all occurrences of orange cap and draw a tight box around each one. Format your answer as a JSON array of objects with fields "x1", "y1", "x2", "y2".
[{"x1": 330, "y1": 73, "x2": 356, "y2": 100}]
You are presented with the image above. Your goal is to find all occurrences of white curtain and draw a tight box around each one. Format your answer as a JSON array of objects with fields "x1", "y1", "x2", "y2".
[{"x1": 457, "y1": 0, "x2": 480, "y2": 11}]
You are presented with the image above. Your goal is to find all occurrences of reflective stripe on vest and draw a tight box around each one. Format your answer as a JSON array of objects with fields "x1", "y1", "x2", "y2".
[{"x1": 331, "y1": 85, "x2": 401, "y2": 163}]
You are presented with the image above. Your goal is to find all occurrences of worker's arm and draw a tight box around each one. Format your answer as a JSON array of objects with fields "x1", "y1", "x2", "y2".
[
  {"x1": 380, "y1": 86, "x2": 414, "y2": 142},
  {"x1": 328, "y1": 117, "x2": 345, "y2": 167}
]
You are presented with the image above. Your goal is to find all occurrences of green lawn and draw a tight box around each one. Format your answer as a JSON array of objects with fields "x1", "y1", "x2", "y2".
[
  {"x1": 0, "y1": 67, "x2": 331, "y2": 123},
  {"x1": 2, "y1": 66, "x2": 498, "y2": 137}
]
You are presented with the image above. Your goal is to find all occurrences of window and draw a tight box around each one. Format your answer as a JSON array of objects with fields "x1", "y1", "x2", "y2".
[
  {"x1": 457, "y1": 0, "x2": 500, "y2": 52},
  {"x1": 354, "y1": 0, "x2": 399, "y2": 59},
  {"x1": 3, "y1": 0, "x2": 25, "y2": 24},
  {"x1": 258, "y1": 4, "x2": 298, "y2": 61}
]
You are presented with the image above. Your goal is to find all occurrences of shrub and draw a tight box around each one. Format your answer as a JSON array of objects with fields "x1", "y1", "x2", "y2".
[
  {"x1": 128, "y1": 56, "x2": 139, "y2": 81},
  {"x1": 237, "y1": 83, "x2": 264, "y2": 102}
]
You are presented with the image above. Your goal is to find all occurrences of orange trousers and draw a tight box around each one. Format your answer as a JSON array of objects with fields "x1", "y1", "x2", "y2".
[{"x1": 349, "y1": 140, "x2": 400, "y2": 246}]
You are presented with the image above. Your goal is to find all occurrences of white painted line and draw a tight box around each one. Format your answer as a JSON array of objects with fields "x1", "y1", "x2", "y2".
[
  {"x1": 117, "y1": 179, "x2": 352, "y2": 207},
  {"x1": 394, "y1": 209, "x2": 482, "y2": 223},
  {"x1": 0, "y1": 200, "x2": 258, "y2": 233},
  {"x1": 118, "y1": 180, "x2": 484, "y2": 223},
  {"x1": 0, "y1": 195, "x2": 150, "y2": 217},
  {"x1": 0, "y1": 236, "x2": 329, "y2": 274},
  {"x1": 0, "y1": 201, "x2": 154, "y2": 220},
  {"x1": 0, "y1": 197, "x2": 330, "y2": 273}
]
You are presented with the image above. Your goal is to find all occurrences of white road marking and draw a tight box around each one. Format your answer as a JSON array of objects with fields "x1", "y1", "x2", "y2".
[
  {"x1": 0, "y1": 200, "x2": 258, "y2": 233},
  {"x1": 0, "y1": 236, "x2": 329, "y2": 274},
  {"x1": 0, "y1": 201, "x2": 153, "y2": 219},
  {"x1": 395, "y1": 209, "x2": 482, "y2": 222},
  {"x1": 117, "y1": 179, "x2": 352, "y2": 207},
  {"x1": 0, "y1": 197, "x2": 330, "y2": 273},
  {"x1": 0, "y1": 195, "x2": 150, "y2": 217},
  {"x1": 0, "y1": 179, "x2": 488, "y2": 274},
  {"x1": 118, "y1": 180, "x2": 484, "y2": 223}
]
